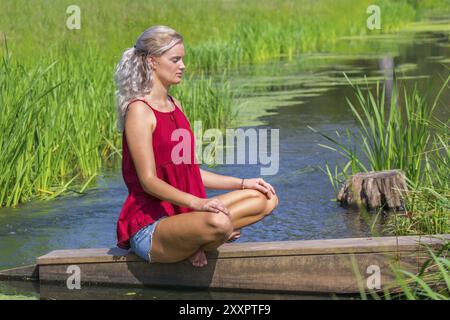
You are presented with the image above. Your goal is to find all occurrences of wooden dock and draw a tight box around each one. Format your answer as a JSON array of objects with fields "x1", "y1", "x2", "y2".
[{"x1": 1, "y1": 234, "x2": 448, "y2": 294}]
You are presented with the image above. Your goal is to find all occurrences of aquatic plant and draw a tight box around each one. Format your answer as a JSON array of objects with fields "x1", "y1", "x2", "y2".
[
  {"x1": 359, "y1": 240, "x2": 450, "y2": 300},
  {"x1": 310, "y1": 73, "x2": 449, "y2": 236},
  {"x1": 311, "y1": 73, "x2": 449, "y2": 301}
]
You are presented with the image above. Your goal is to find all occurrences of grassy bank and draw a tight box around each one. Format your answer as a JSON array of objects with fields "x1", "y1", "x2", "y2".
[
  {"x1": 311, "y1": 75, "x2": 449, "y2": 236},
  {"x1": 386, "y1": 241, "x2": 449, "y2": 300},
  {"x1": 352, "y1": 239, "x2": 449, "y2": 300},
  {"x1": 0, "y1": 49, "x2": 235, "y2": 207},
  {"x1": 2, "y1": 0, "x2": 448, "y2": 71},
  {"x1": 0, "y1": 0, "x2": 449, "y2": 207},
  {"x1": 313, "y1": 76, "x2": 449, "y2": 300}
]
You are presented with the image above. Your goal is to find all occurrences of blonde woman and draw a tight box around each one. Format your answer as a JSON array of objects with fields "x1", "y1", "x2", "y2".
[{"x1": 115, "y1": 25, "x2": 278, "y2": 268}]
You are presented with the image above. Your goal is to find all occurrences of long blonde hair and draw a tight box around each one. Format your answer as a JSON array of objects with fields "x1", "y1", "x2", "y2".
[{"x1": 114, "y1": 25, "x2": 183, "y2": 132}]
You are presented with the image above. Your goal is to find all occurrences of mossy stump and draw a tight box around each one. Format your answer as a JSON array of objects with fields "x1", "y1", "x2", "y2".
[{"x1": 337, "y1": 170, "x2": 407, "y2": 211}]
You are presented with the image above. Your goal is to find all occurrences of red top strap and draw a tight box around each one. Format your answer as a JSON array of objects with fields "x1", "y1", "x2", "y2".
[{"x1": 126, "y1": 96, "x2": 178, "y2": 114}]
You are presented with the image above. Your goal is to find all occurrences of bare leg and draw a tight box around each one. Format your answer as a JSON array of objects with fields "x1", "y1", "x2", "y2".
[
  {"x1": 151, "y1": 211, "x2": 233, "y2": 264},
  {"x1": 150, "y1": 190, "x2": 279, "y2": 265},
  {"x1": 198, "y1": 190, "x2": 278, "y2": 251},
  {"x1": 217, "y1": 189, "x2": 279, "y2": 230}
]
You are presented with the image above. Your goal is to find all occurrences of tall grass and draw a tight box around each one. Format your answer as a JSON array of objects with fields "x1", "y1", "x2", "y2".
[
  {"x1": 388, "y1": 241, "x2": 449, "y2": 300},
  {"x1": 310, "y1": 72, "x2": 449, "y2": 300},
  {"x1": 0, "y1": 40, "x2": 236, "y2": 207},
  {"x1": 0, "y1": 0, "x2": 447, "y2": 207},
  {"x1": 385, "y1": 115, "x2": 450, "y2": 236},
  {"x1": 0, "y1": 0, "x2": 424, "y2": 72},
  {"x1": 310, "y1": 74, "x2": 449, "y2": 236},
  {"x1": 312, "y1": 75, "x2": 449, "y2": 188},
  {"x1": 171, "y1": 71, "x2": 238, "y2": 131},
  {"x1": 358, "y1": 240, "x2": 450, "y2": 300}
]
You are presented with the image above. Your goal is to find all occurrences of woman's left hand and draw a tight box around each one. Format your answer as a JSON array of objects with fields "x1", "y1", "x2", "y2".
[{"x1": 242, "y1": 178, "x2": 276, "y2": 199}]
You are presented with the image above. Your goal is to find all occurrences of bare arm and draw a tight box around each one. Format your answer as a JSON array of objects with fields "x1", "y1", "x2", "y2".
[
  {"x1": 200, "y1": 168, "x2": 242, "y2": 190},
  {"x1": 125, "y1": 101, "x2": 201, "y2": 209},
  {"x1": 200, "y1": 168, "x2": 277, "y2": 199}
]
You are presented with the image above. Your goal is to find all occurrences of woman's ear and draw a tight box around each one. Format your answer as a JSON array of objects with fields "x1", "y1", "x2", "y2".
[{"x1": 148, "y1": 57, "x2": 157, "y2": 71}]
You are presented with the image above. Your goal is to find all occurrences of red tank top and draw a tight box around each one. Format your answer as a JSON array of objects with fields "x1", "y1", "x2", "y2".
[{"x1": 116, "y1": 95, "x2": 206, "y2": 249}]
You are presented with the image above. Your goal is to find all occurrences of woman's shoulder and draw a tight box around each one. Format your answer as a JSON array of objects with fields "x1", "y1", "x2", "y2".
[
  {"x1": 126, "y1": 98, "x2": 156, "y2": 116},
  {"x1": 127, "y1": 97, "x2": 152, "y2": 111},
  {"x1": 124, "y1": 99, "x2": 157, "y2": 132}
]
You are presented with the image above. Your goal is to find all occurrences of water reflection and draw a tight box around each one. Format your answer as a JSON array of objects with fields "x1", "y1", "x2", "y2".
[{"x1": 0, "y1": 280, "x2": 349, "y2": 300}]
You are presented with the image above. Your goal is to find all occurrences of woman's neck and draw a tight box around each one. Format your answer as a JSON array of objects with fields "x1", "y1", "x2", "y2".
[
  {"x1": 146, "y1": 81, "x2": 170, "y2": 102},
  {"x1": 143, "y1": 94, "x2": 173, "y2": 112}
]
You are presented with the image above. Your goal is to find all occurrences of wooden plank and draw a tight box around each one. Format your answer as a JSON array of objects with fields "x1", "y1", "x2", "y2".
[
  {"x1": 37, "y1": 247, "x2": 138, "y2": 265},
  {"x1": 36, "y1": 234, "x2": 450, "y2": 265},
  {"x1": 38, "y1": 250, "x2": 424, "y2": 294},
  {"x1": 0, "y1": 264, "x2": 39, "y2": 281}
]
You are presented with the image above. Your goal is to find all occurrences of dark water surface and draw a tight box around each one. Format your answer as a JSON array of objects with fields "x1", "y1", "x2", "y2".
[{"x1": 1, "y1": 26, "x2": 449, "y2": 299}]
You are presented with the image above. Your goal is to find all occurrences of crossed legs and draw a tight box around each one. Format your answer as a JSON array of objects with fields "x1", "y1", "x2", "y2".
[{"x1": 149, "y1": 189, "x2": 279, "y2": 263}]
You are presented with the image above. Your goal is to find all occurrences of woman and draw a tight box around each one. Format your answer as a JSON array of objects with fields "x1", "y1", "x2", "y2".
[{"x1": 115, "y1": 25, "x2": 279, "y2": 268}]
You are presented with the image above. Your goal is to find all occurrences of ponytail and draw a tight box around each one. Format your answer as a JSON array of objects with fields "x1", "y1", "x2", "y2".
[
  {"x1": 114, "y1": 47, "x2": 152, "y2": 132},
  {"x1": 114, "y1": 25, "x2": 183, "y2": 132}
]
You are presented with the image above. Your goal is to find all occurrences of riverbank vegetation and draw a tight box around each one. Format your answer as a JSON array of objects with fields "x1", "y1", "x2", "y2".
[
  {"x1": 352, "y1": 239, "x2": 449, "y2": 300},
  {"x1": 313, "y1": 75, "x2": 449, "y2": 236},
  {"x1": 313, "y1": 75, "x2": 449, "y2": 300}
]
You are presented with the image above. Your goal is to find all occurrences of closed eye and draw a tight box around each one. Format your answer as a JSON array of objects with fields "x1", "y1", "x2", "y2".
[{"x1": 171, "y1": 56, "x2": 184, "y2": 62}]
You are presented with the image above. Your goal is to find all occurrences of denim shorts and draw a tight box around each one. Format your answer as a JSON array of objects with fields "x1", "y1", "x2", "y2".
[{"x1": 130, "y1": 216, "x2": 167, "y2": 263}]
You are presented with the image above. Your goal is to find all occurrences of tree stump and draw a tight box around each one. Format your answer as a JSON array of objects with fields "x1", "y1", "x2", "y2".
[{"x1": 337, "y1": 170, "x2": 408, "y2": 211}]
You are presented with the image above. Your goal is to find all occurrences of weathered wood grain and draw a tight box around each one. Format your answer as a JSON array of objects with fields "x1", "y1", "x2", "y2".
[
  {"x1": 0, "y1": 264, "x2": 39, "y2": 281},
  {"x1": 36, "y1": 235, "x2": 449, "y2": 265},
  {"x1": 337, "y1": 170, "x2": 408, "y2": 210},
  {"x1": 33, "y1": 234, "x2": 449, "y2": 294}
]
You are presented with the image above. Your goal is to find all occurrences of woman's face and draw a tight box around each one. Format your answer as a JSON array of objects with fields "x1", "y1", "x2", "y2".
[{"x1": 149, "y1": 42, "x2": 185, "y2": 86}]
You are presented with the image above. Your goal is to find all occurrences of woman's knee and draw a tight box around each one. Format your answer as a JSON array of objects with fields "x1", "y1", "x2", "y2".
[
  {"x1": 265, "y1": 193, "x2": 279, "y2": 215},
  {"x1": 252, "y1": 189, "x2": 279, "y2": 211},
  {"x1": 243, "y1": 189, "x2": 264, "y2": 199},
  {"x1": 253, "y1": 191, "x2": 278, "y2": 216},
  {"x1": 205, "y1": 212, "x2": 233, "y2": 239}
]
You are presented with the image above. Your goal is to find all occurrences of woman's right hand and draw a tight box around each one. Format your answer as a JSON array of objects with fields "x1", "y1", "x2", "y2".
[{"x1": 191, "y1": 197, "x2": 230, "y2": 216}]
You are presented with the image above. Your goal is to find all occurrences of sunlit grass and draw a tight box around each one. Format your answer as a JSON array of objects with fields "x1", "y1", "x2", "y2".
[
  {"x1": 0, "y1": 43, "x2": 236, "y2": 207},
  {"x1": 0, "y1": 0, "x2": 448, "y2": 207},
  {"x1": 0, "y1": 0, "x2": 427, "y2": 71},
  {"x1": 310, "y1": 75, "x2": 450, "y2": 237},
  {"x1": 0, "y1": 293, "x2": 38, "y2": 300},
  {"x1": 366, "y1": 241, "x2": 450, "y2": 300}
]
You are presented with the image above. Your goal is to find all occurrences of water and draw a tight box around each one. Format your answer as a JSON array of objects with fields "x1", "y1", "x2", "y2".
[
  {"x1": 1, "y1": 25, "x2": 449, "y2": 299},
  {"x1": 0, "y1": 280, "x2": 344, "y2": 300}
]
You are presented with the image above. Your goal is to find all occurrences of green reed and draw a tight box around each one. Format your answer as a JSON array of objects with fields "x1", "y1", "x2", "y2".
[
  {"x1": 311, "y1": 73, "x2": 449, "y2": 300},
  {"x1": 390, "y1": 241, "x2": 449, "y2": 300},
  {"x1": 310, "y1": 75, "x2": 450, "y2": 236},
  {"x1": 362, "y1": 240, "x2": 449, "y2": 300},
  {"x1": 0, "y1": 40, "x2": 236, "y2": 207},
  {"x1": 0, "y1": 0, "x2": 426, "y2": 71},
  {"x1": 0, "y1": 0, "x2": 448, "y2": 207},
  {"x1": 171, "y1": 71, "x2": 238, "y2": 131},
  {"x1": 384, "y1": 116, "x2": 450, "y2": 236}
]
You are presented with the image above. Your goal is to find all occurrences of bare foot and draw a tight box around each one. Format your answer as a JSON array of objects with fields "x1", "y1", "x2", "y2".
[
  {"x1": 189, "y1": 249, "x2": 207, "y2": 267},
  {"x1": 226, "y1": 229, "x2": 241, "y2": 243}
]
